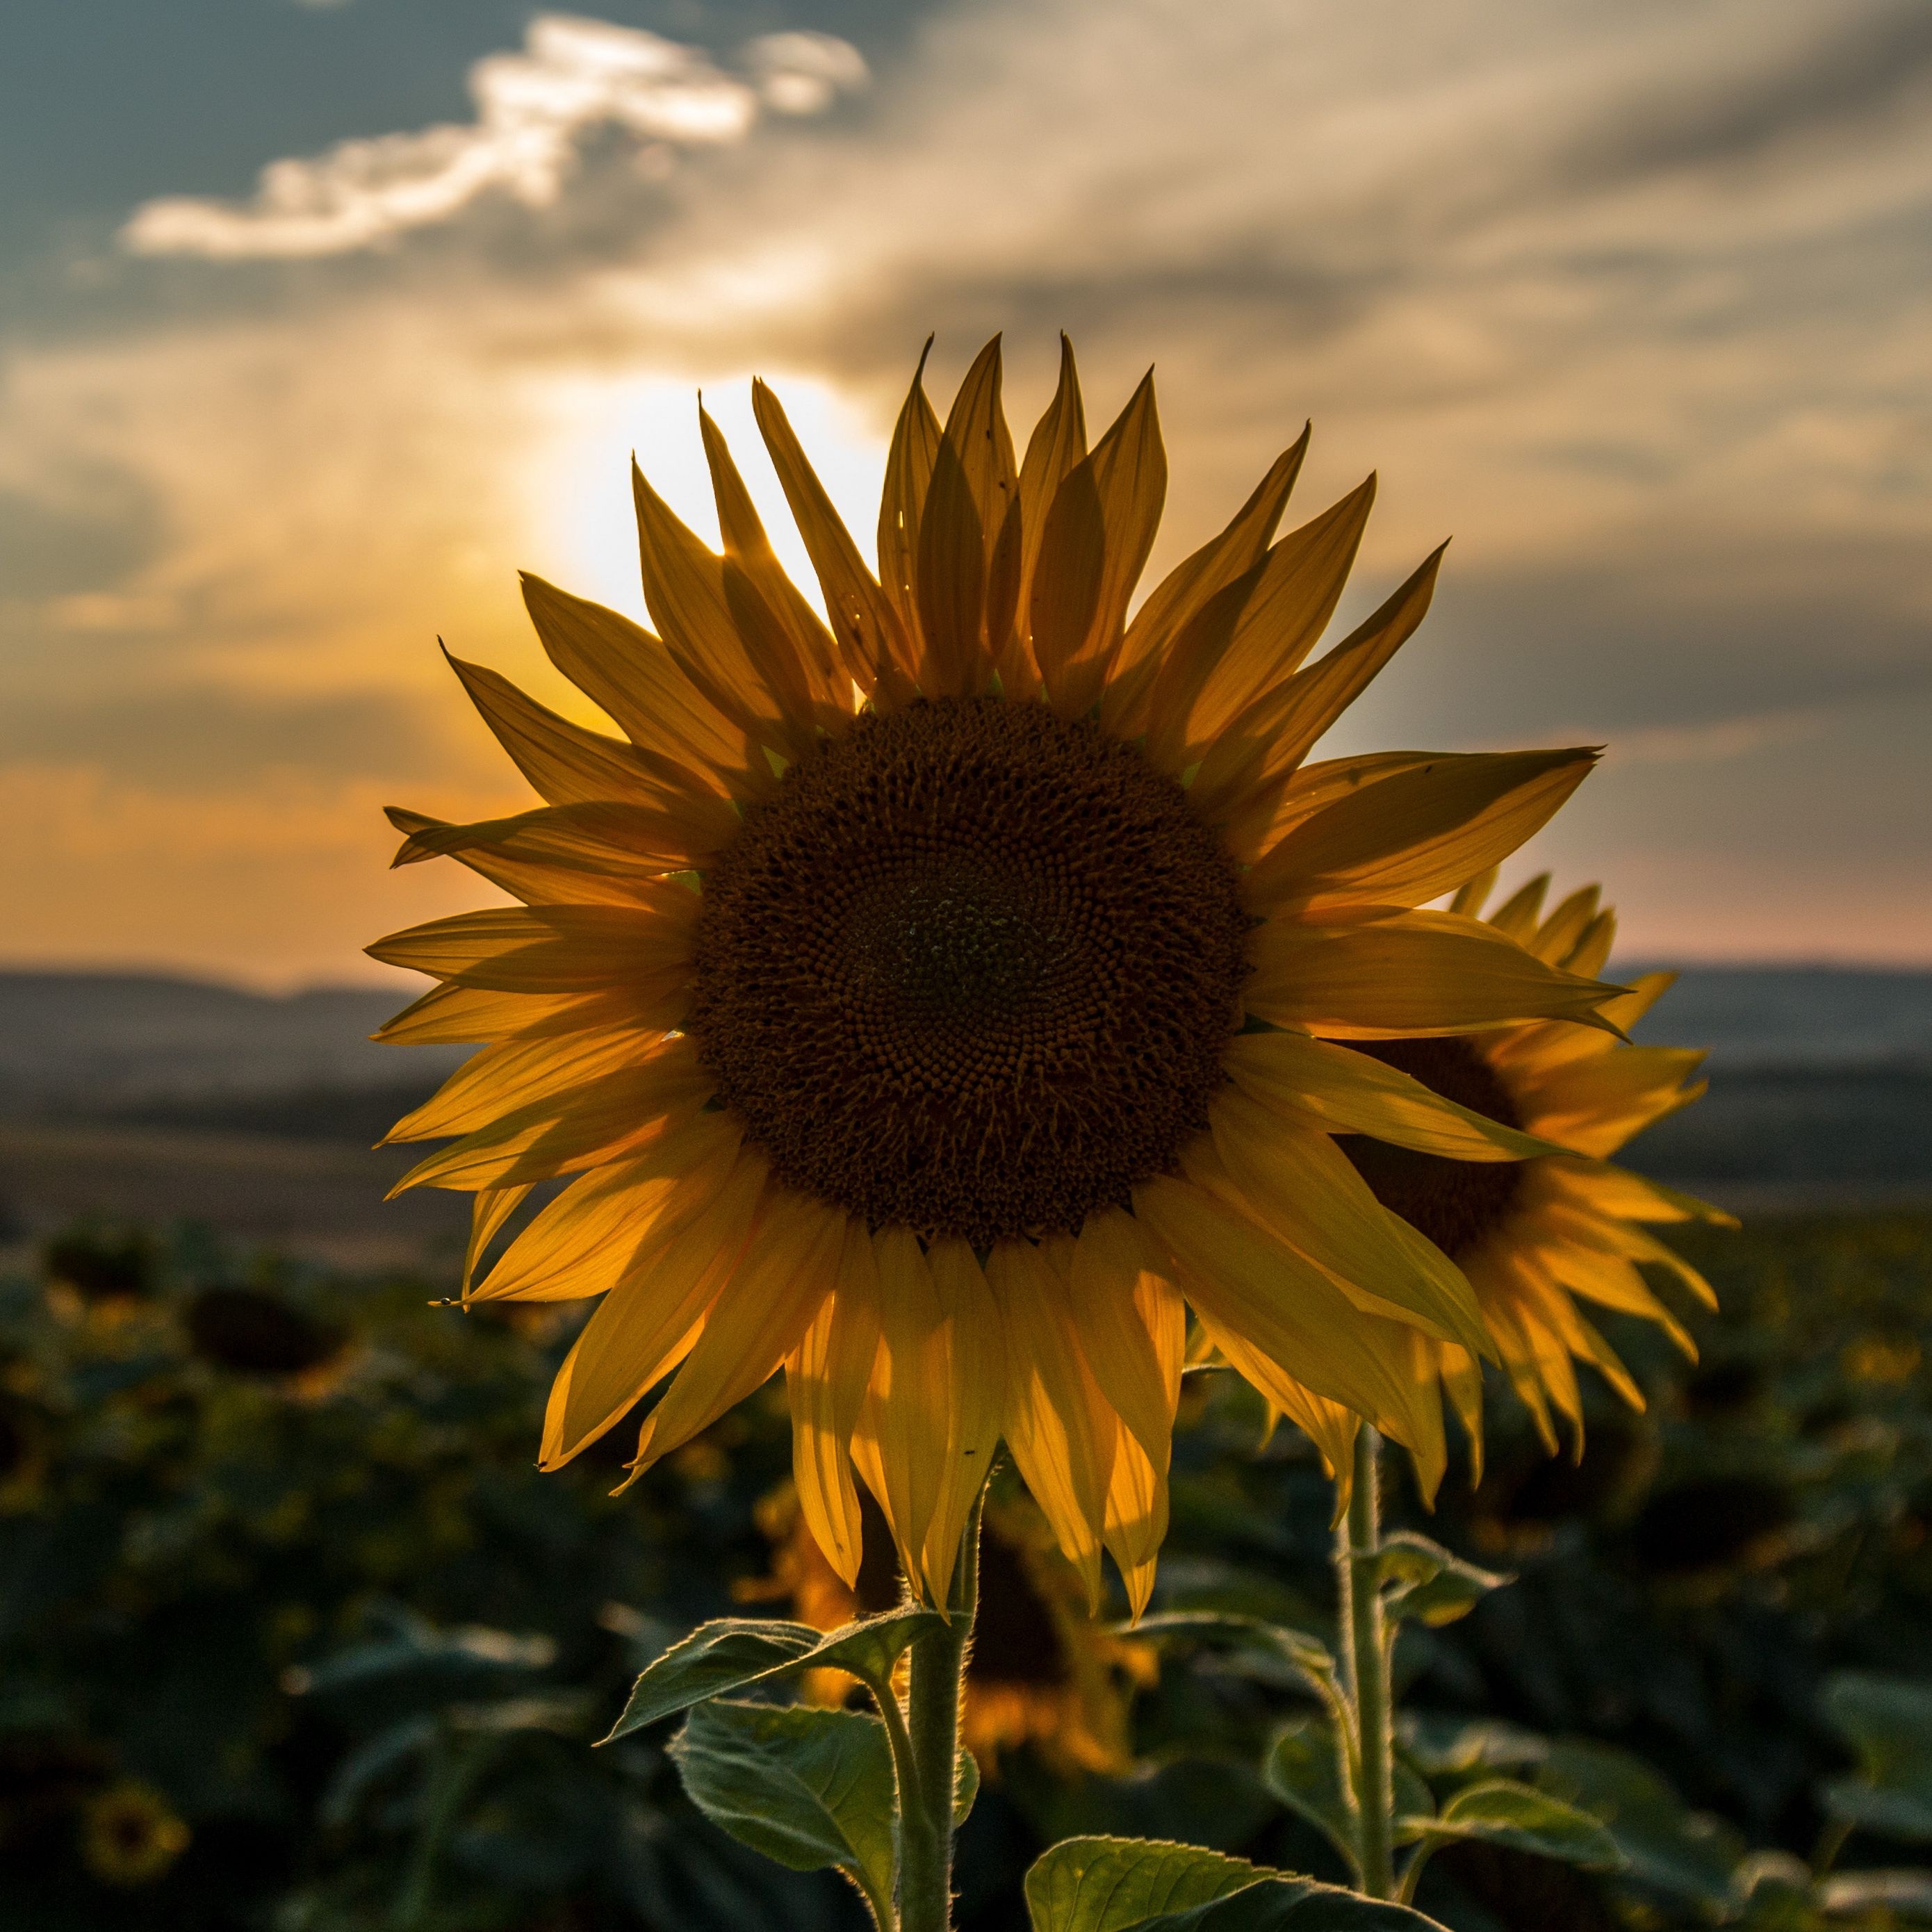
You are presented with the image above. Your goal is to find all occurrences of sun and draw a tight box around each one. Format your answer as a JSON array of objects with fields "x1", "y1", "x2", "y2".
[{"x1": 523, "y1": 368, "x2": 885, "y2": 630}]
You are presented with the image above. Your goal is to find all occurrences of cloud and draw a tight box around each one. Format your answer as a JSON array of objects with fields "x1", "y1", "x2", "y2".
[
  {"x1": 8, "y1": 0, "x2": 1929, "y2": 974},
  {"x1": 119, "y1": 13, "x2": 867, "y2": 260}
]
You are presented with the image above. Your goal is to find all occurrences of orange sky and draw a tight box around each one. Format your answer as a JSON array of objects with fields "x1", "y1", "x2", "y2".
[{"x1": 5, "y1": 1, "x2": 1929, "y2": 985}]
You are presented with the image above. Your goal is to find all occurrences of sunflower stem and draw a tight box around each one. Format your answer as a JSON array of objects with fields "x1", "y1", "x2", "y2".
[
  {"x1": 1338, "y1": 1425, "x2": 1396, "y2": 1899},
  {"x1": 897, "y1": 1493, "x2": 983, "y2": 1932}
]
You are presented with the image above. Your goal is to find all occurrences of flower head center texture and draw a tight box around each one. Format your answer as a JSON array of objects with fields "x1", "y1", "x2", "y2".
[
  {"x1": 1337, "y1": 1036, "x2": 1528, "y2": 1259},
  {"x1": 689, "y1": 696, "x2": 1252, "y2": 1246}
]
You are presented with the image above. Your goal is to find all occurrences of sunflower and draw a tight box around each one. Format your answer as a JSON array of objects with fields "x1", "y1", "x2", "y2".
[
  {"x1": 81, "y1": 1780, "x2": 191, "y2": 1887},
  {"x1": 1332, "y1": 869, "x2": 1734, "y2": 1471},
  {"x1": 371, "y1": 335, "x2": 1622, "y2": 1611}
]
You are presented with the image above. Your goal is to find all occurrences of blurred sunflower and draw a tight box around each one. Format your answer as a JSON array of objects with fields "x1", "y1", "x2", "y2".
[
  {"x1": 371, "y1": 335, "x2": 1619, "y2": 1607},
  {"x1": 744, "y1": 1482, "x2": 1152, "y2": 1775},
  {"x1": 1334, "y1": 870, "x2": 1735, "y2": 1468},
  {"x1": 81, "y1": 1780, "x2": 190, "y2": 1886}
]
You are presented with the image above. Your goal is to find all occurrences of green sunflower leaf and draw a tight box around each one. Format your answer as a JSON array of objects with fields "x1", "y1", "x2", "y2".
[
  {"x1": 1366, "y1": 1534, "x2": 1510, "y2": 1628},
  {"x1": 602, "y1": 1608, "x2": 943, "y2": 1741},
  {"x1": 1127, "y1": 1612, "x2": 1345, "y2": 1714},
  {"x1": 1262, "y1": 1716, "x2": 1361, "y2": 1877},
  {"x1": 1535, "y1": 1739, "x2": 1742, "y2": 1908},
  {"x1": 1402, "y1": 1778, "x2": 1625, "y2": 1868},
  {"x1": 669, "y1": 1700, "x2": 897, "y2": 1922},
  {"x1": 956, "y1": 1739, "x2": 981, "y2": 1826},
  {"x1": 1024, "y1": 1835, "x2": 1450, "y2": 1930},
  {"x1": 1820, "y1": 1671, "x2": 1932, "y2": 1843}
]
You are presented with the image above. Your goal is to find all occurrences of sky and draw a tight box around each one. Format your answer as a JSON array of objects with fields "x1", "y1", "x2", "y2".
[{"x1": 2, "y1": 0, "x2": 1928, "y2": 987}]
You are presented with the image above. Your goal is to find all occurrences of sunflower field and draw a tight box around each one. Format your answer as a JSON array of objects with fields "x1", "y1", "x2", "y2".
[{"x1": 5, "y1": 1206, "x2": 1931, "y2": 1931}]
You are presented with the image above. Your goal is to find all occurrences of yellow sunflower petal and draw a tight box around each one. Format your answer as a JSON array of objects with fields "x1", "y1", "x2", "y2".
[
  {"x1": 1207, "y1": 1327, "x2": 1381, "y2": 1503},
  {"x1": 1249, "y1": 749, "x2": 1438, "y2": 842},
  {"x1": 1486, "y1": 874, "x2": 1550, "y2": 942},
  {"x1": 1102, "y1": 1420, "x2": 1165, "y2": 1619},
  {"x1": 877, "y1": 338, "x2": 942, "y2": 652},
  {"x1": 1449, "y1": 867, "x2": 1499, "y2": 920},
  {"x1": 519, "y1": 572, "x2": 766, "y2": 797},
  {"x1": 538, "y1": 1147, "x2": 767, "y2": 1466},
  {"x1": 388, "y1": 801, "x2": 723, "y2": 893},
  {"x1": 1063, "y1": 1206, "x2": 1183, "y2": 1468},
  {"x1": 1434, "y1": 1337, "x2": 1486, "y2": 1483},
  {"x1": 1536, "y1": 1202, "x2": 1719, "y2": 1311},
  {"x1": 851, "y1": 1224, "x2": 946, "y2": 1596},
  {"x1": 382, "y1": 1023, "x2": 668, "y2": 1143},
  {"x1": 1541, "y1": 1157, "x2": 1737, "y2": 1228},
  {"x1": 917, "y1": 336, "x2": 1020, "y2": 698},
  {"x1": 1520, "y1": 1047, "x2": 1708, "y2": 1154},
  {"x1": 1031, "y1": 370, "x2": 1165, "y2": 719},
  {"x1": 632, "y1": 1184, "x2": 845, "y2": 1471},
  {"x1": 1224, "y1": 1029, "x2": 1569, "y2": 1163},
  {"x1": 631, "y1": 460, "x2": 817, "y2": 758},
  {"x1": 389, "y1": 1039, "x2": 711, "y2": 1194},
  {"x1": 461, "y1": 1186, "x2": 532, "y2": 1298},
  {"x1": 468, "y1": 1110, "x2": 743, "y2": 1303},
  {"x1": 1529, "y1": 885, "x2": 1602, "y2": 967},
  {"x1": 374, "y1": 983, "x2": 616, "y2": 1046},
  {"x1": 786, "y1": 1220, "x2": 885, "y2": 1587},
  {"x1": 1564, "y1": 908, "x2": 1617, "y2": 979},
  {"x1": 853, "y1": 1229, "x2": 1005, "y2": 1603},
  {"x1": 443, "y1": 650, "x2": 686, "y2": 812},
  {"x1": 922, "y1": 1238, "x2": 1007, "y2": 1601},
  {"x1": 1594, "y1": 969, "x2": 1678, "y2": 1035},
  {"x1": 1133, "y1": 1173, "x2": 1442, "y2": 1464},
  {"x1": 368, "y1": 899, "x2": 697, "y2": 992},
  {"x1": 1199, "y1": 1099, "x2": 1493, "y2": 1361},
  {"x1": 700, "y1": 403, "x2": 851, "y2": 719},
  {"x1": 1529, "y1": 1238, "x2": 1696, "y2": 1357},
  {"x1": 1244, "y1": 748, "x2": 1598, "y2": 915},
  {"x1": 1010, "y1": 334, "x2": 1088, "y2": 698},
  {"x1": 1145, "y1": 475, "x2": 1375, "y2": 771},
  {"x1": 754, "y1": 378, "x2": 918, "y2": 701},
  {"x1": 1244, "y1": 906, "x2": 1623, "y2": 1039},
  {"x1": 988, "y1": 1236, "x2": 1116, "y2": 1607},
  {"x1": 1100, "y1": 427, "x2": 1308, "y2": 739}
]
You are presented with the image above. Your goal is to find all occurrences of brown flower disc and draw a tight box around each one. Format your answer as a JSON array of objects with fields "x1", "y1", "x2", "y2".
[
  {"x1": 1337, "y1": 1036, "x2": 1529, "y2": 1259},
  {"x1": 689, "y1": 696, "x2": 1252, "y2": 1246}
]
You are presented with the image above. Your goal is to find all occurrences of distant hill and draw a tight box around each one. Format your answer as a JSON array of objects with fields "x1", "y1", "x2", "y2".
[
  {"x1": 0, "y1": 971, "x2": 464, "y2": 1115},
  {"x1": 0, "y1": 966, "x2": 1926, "y2": 1224},
  {"x1": 1623, "y1": 965, "x2": 1932, "y2": 1070}
]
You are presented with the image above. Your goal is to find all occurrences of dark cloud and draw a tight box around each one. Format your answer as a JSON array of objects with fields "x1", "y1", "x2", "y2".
[
  {"x1": 1335, "y1": 523, "x2": 1932, "y2": 749},
  {"x1": 0, "y1": 469, "x2": 163, "y2": 598},
  {"x1": 1564, "y1": 2, "x2": 1932, "y2": 188}
]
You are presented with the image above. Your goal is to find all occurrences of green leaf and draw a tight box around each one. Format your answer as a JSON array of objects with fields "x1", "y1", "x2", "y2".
[
  {"x1": 669, "y1": 1699, "x2": 897, "y2": 1921},
  {"x1": 1263, "y1": 1716, "x2": 1360, "y2": 1877},
  {"x1": 1398, "y1": 1712, "x2": 1547, "y2": 1779},
  {"x1": 1816, "y1": 1867, "x2": 1932, "y2": 1920},
  {"x1": 1405, "y1": 1779, "x2": 1624, "y2": 1869},
  {"x1": 956, "y1": 1742, "x2": 980, "y2": 1826},
  {"x1": 1537, "y1": 1739, "x2": 1743, "y2": 1908},
  {"x1": 1130, "y1": 1612, "x2": 1345, "y2": 1713},
  {"x1": 1367, "y1": 1534, "x2": 1509, "y2": 1628},
  {"x1": 1389, "y1": 1762, "x2": 1437, "y2": 1846},
  {"x1": 603, "y1": 1608, "x2": 942, "y2": 1741},
  {"x1": 1821, "y1": 1780, "x2": 1932, "y2": 1844},
  {"x1": 1025, "y1": 1836, "x2": 1450, "y2": 1931},
  {"x1": 1821, "y1": 1671, "x2": 1932, "y2": 1844}
]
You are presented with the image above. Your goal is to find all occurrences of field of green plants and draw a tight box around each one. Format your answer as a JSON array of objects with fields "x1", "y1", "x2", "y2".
[{"x1": 5, "y1": 1211, "x2": 1931, "y2": 1931}]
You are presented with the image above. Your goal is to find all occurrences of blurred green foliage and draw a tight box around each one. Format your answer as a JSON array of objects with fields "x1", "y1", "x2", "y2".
[{"x1": 4, "y1": 1211, "x2": 1932, "y2": 1930}]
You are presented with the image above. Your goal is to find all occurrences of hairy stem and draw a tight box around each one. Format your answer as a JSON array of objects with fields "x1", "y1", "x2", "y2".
[
  {"x1": 1338, "y1": 1425, "x2": 1395, "y2": 1899},
  {"x1": 897, "y1": 1497, "x2": 983, "y2": 1932}
]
